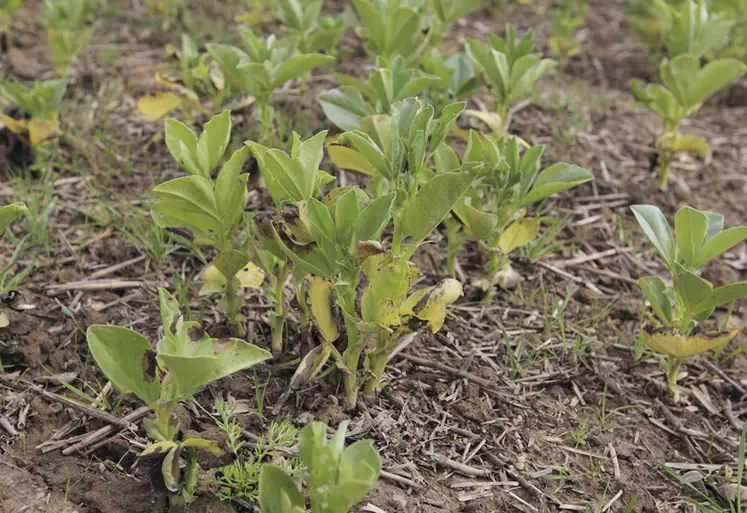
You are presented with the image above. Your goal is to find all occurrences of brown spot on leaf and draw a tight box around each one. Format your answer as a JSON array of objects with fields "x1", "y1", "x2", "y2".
[
  {"x1": 142, "y1": 350, "x2": 158, "y2": 382},
  {"x1": 212, "y1": 338, "x2": 235, "y2": 355},
  {"x1": 188, "y1": 326, "x2": 206, "y2": 343}
]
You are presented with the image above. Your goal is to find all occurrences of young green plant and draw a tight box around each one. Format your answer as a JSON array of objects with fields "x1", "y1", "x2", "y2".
[
  {"x1": 429, "y1": 0, "x2": 485, "y2": 49},
  {"x1": 137, "y1": 34, "x2": 239, "y2": 122},
  {"x1": 350, "y1": 0, "x2": 427, "y2": 63},
  {"x1": 465, "y1": 24, "x2": 556, "y2": 135},
  {"x1": 87, "y1": 288, "x2": 271, "y2": 508},
  {"x1": 207, "y1": 26, "x2": 333, "y2": 145},
  {"x1": 278, "y1": 0, "x2": 351, "y2": 55},
  {"x1": 0, "y1": 202, "x2": 32, "y2": 335},
  {"x1": 420, "y1": 54, "x2": 483, "y2": 116},
  {"x1": 318, "y1": 55, "x2": 441, "y2": 131},
  {"x1": 655, "y1": 0, "x2": 735, "y2": 59},
  {"x1": 0, "y1": 79, "x2": 66, "y2": 149},
  {"x1": 631, "y1": 54, "x2": 746, "y2": 188},
  {"x1": 246, "y1": 131, "x2": 336, "y2": 353},
  {"x1": 259, "y1": 421, "x2": 380, "y2": 513},
  {"x1": 43, "y1": 0, "x2": 97, "y2": 76},
  {"x1": 151, "y1": 111, "x2": 264, "y2": 336},
  {"x1": 549, "y1": 0, "x2": 587, "y2": 66},
  {"x1": 436, "y1": 133, "x2": 593, "y2": 297},
  {"x1": 632, "y1": 204, "x2": 747, "y2": 402}
]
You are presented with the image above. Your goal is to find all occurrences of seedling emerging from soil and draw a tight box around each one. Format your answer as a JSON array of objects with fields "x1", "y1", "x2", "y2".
[
  {"x1": 549, "y1": 0, "x2": 587, "y2": 66},
  {"x1": 259, "y1": 421, "x2": 381, "y2": 513},
  {"x1": 632, "y1": 204, "x2": 747, "y2": 402},
  {"x1": 278, "y1": 0, "x2": 351, "y2": 55},
  {"x1": 43, "y1": 0, "x2": 96, "y2": 76},
  {"x1": 437, "y1": 133, "x2": 592, "y2": 297},
  {"x1": 207, "y1": 27, "x2": 334, "y2": 145},
  {"x1": 318, "y1": 56, "x2": 441, "y2": 131},
  {"x1": 246, "y1": 131, "x2": 336, "y2": 353},
  {"x1": 137, "y1": 35, "x2": 238, "y2": 122},
  {"x1": 151, "y1": 111, "x2": 264, "y2": 335},
  {"x1": 656, "y1": 0, "x2": 735, "y2": 58},
  {"x1": 631, "y1": 54, "x2": 746, "y2": 189},
  {"x1": 0, "y1": 79, "x2": 66, "y2": 148},
  {"x1": 350, "y1": 0, "x2": 427, "y2": 62},
  {"x1": 87, "y1": 289, "x2": 271, "y2": 508},
  {"x1": 0, "y1": 0, "x2": 23, "y2": 40},
  {"x1": 465, "y1": 24, "x2": 556, "y2": 135}
]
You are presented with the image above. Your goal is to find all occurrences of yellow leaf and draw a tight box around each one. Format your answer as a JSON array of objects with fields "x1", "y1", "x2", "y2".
[
  {"x1": 0, "y1": 114, "x2": 29, "y2": 139},
  {"x1": 139, "y1": 440, "x2": 178, "y2": 458},
  {"x1": 326, "y1": 136, "x2": 374, "y2": 176},
  {"x1": 374, "y1": 299, "x2": 402, "y2": 327},
  {"x1": 498, "y1": 218, "x2": 541, "y2": 254},
  {"x1": 237, "y1": 261, "x2": 264, "y2": 289},
  {"x1": 155, "y1": 72, "x2": 200, "y2": 102},
  {"x1": 136, "y1": 92, "x2": 184, "y2": 122},
  {"x1": 401, "y1": 279, "x2": 463, "y2": 333},
  {"x1": 463, "y1": 109, "x2": 504, "y2": 136},
  {"x1": 0, "y1": 312, "x2": 8, "y2": 328},
  {"x1": 28, "y1": 117, "x2": 62, "y2": 147},
  {"x1": 308, "y1": 276, "x2": 339, "y2": 343},
  {"x1": 643, "y1": 327, "x2": 738, "y2": 358}
]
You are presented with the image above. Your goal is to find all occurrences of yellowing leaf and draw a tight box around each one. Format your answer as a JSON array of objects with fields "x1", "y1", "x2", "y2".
[
  {"x1": 643, "y1": 327, "x2": 737, "y2": 358},
  {"x1": 0, "y1": 114, "x2": 29, "y2": 138},
  {"x1": 401, "y1": 279, "x2": 463, "y2": 333},
  {"x1": 31, "y1": 118, "x2": 61, "y2": 147},
  {"x1": 137, "y1": 93, "x2": 184, "y2": 121},
  {"x1": 498, "y1": 218, "x2": 541, "y2": 253},
  {"x1": 139, "y1": 440, "x2": 178, "y2": 458},
  {"x1": 308, "y1": 276, "x2": 339, "y2": 343},
  {"x1": 0, "y1": 312, "x2": 9, "y2": 328},
  {"x1": 237, "y1": 261, "x2": 264, "y2": 288},
  {"x1": 373, "y1": 299, "x2": 402, "y2": 327},
  {"x1": 326, "y1": 136, "x2": 374, "y2": 176},
  {"x1": 463, "y1": 109, "x2": 504, "y2": 136},
  {"x1": 155, "y1": 72, "x2": 199, "y2": 102}
]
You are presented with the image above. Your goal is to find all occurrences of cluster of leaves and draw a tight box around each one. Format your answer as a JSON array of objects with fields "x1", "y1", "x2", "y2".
[
  {"x1": 548, "y1": 0, "x2": 587, "y2": 65},
  {"x1": 465, "y1": 24, "x2": 556, "y2": 135},
  {"x1": 137, "y1": 35, "x2": 240, "y2": 122},
  {"x1": 278, "y1": 0, "x2": 354, "y2": 55},
  {"x1": 207, "y1": 26, "x2": 334, "y2": 144},
  {"x1": 87, "y1": 288, "x2": 271, "y2": 508},
  {"x1": 259, "y1": 421, "x2": 381, "y2": 513},
  {"x1": 43, "y1": 0, "x2": 97, "y2": 76},
  {"x1": 632, "y1": 205, "x2": 747, "y2": 402},
  {"x1": 150, "y1": 111, "x2": 267, "y2": 335},
  {"x1": 0, "y1": 79, "x2": 66, "y2": 148},
  {"x1": 436, "y1": 132, "x2": 592, "y2": 293},
  {"x1": 630, "y1": 54, "x2": 746, "y2": 188}
]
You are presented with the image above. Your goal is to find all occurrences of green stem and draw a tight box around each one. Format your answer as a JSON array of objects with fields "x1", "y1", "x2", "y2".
[
  {"x1": 340, "y1": 284, "x2": 362, "y2": 410},
  {"x1": 445, "y1": 217, "x2": 461, "y2": 278},
  {"x1": 496, "y1": 104, "x2": 510, "y2": 136},
  {"x1": 294, "y1": 272, "x2": 309, "y2": 327},
  {"x1": 257, "y1": 101, "x2": 274, "y2": 146},
  {"x1": 270, "y1": 262, "x2": 289, "y2": 353},
  {"x1": 363, "y1": 332, "x2": 395, "y2": 398},
  {"x1": 666, "y1": 357, "x2": 682, "y2": 403},
  {"x1": 224, "y1": 272, "x2": 246, "y2": 337},
  {"x1": 391, "y1": 214, "x2": 403, "y2": 256},
  {"x1": 656, "y1": 153, "x2": 672, "y2": 190},
  {"x1": 483, "y1": 250, "x2": 506, "y2": 304}
]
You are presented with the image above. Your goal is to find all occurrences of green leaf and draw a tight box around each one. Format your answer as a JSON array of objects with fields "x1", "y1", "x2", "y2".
[
  {"x1": 631, "y1": 204, "x2": 676, "y2": 268},
  {"x1": 196, "y1": 110, "x2": 231, "y2": 177},
  {"x1": 214, "y1": 249, "x2": 251, "y2": 283},
  {"x1": 318, "y1": 87, "x2": 374, "y2": 132},
  {"x1": 258, "y1": 465, "x2": 305, "y2": 513},
  {"x1": 690, "y1": 58, "x2": 747, "y2": 107},
  {"x1": 696, "y1": 281, "x2": 747, "y2": 312},
  {"x1": 353, "y1": 193, "x2": 395, "y2": 245},
  {"x1": 273, "y1": 53, "x2": 334, "y2": 88},
  {"x1": 520, "y1": 163, "x2": 593, "y2": 207},
  {"x1": 0, "y1": 202, "x2": 27, "y2": 237},
  {"x1": 674, "y1": 263, "x2": 713, "y2": 314},
  {"x1": 86, "y1": 325, "x2": 161, "y2": 407},
  {"x1": 158, "y1": 338, "x2": 271, "y2": 399},
  {"x1": 165, "y1": 118, "x2": 200, "y2": 176},
  {"x1": 695, "y1": 227, "x2": 747, "y2": 268},
  {"x1": 214, "y1": 146, "x2": 250, "y2": 229},
  {"x1": 402, "y1": 170, "x2": 474, "y2": 247},
  {"x1": 674, "y1": 206, "x2": 708, "y2": 268},
  {"x1": 637, "y1": 276, "x2": 673, "y2": 325}
]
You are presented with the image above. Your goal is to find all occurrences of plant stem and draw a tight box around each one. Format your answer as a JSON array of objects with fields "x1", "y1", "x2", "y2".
[
  {"x1": 340, "y1": 284, "x2": 362, "y2": 410},
  {"x1": 224, "y1": 271, "x2": 246, "y2": 337},
  {"x1": 666, "y1": 357, "x2": 682, "y2": 403},
  {"x1": 391, "y1": 214, "x2": 402, "y2": 256},
  {"x1": 656, "y1": 152, "x2": 672, "y2": 190},
  {"x1": 257, "y1": 101, "x2": 274, "y2": 146},
  {"x1": 294, "y1": 272, "x2": 309, "y2": 327},
  {"x1": 270, "y1": 262, "x2": 289, "y2": 353},
  {"x1": 445, "y1": 216, "x2": 461, "y2": 278},
  {"x1": 363, "y1": 332, "x2": 398, "y2": 398}
]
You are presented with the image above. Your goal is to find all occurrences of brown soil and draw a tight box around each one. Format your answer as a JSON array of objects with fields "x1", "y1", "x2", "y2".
[{"x1": 2, "y1": 0, "x2": 747, "y2": 512}]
